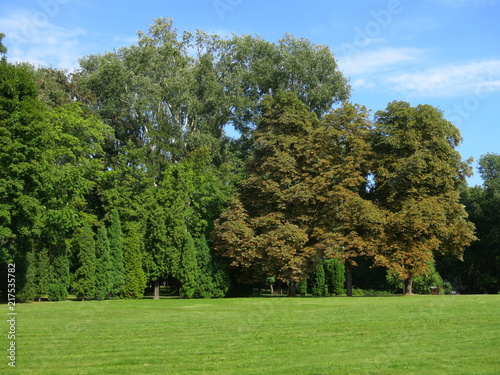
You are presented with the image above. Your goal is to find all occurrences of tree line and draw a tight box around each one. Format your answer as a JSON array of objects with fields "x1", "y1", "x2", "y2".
[{"x1": 0, "y1": 19, "x2": 498, "y2": 301}]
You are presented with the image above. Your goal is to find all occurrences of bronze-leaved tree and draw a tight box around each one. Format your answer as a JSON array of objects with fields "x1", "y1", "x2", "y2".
[
  {"x1": 307, "y1": 103, "x2": 384, "y2": 296},
  {"x1": 372, "y1": 101, "x2": 476, "y2": 294},
  {"x1": 214, "y1": 92, "x2": 320, "y2": 295}
]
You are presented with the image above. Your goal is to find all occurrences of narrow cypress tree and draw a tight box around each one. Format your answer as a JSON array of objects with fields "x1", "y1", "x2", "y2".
[
  {"x1": 47, "y1": 237, "x2": 70, "y2": 301},
  {"x1": 332, "y1": 259, "x2": 346, "y2": 295},
  {"x1": 95, "y1": 225, "x2": 112, "y2": 300},
  {"x1": 297, "y1": 278, "x2": 308, "y2": 296},
  {"x1": 179, "y1": 233, "x2": 199, "y2": 298},
  {"x1": 108, "y1": 209, "x2": 125, "y2": 297},
  {"x1": 72, "y1": 223, "x2": 97, "y2": 301},
  {"x1": 193, "y1": 236, "x2": 214, "y2": 299},
  {"x1": 35, "y1": 248, "x2": 51, "y2": 301},
  {"x1": 16, "y1": 247, "x2": 37, "y2": 302},
  {"x1": 311, "y1": 261, "x2": 326, "y2": 297},
  {"x1": 123, "y1": 222, "x2": 146, "y2": 299}
]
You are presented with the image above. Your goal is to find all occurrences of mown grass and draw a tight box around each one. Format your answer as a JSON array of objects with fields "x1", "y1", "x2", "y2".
[{"x1": 4, "y1": 295, "x2": 499, "y2": 374}]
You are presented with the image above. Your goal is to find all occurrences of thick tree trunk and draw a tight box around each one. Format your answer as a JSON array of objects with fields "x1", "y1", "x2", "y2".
[
  {"x1": 153, "y1": 279, "x2": 160, "y2": 300},
  {"x1": 346, "y1": 262, "x2": 353, "y2": 297},
  {"x1": 403, "y1": 276, "x2": 413, "y2": 295}
]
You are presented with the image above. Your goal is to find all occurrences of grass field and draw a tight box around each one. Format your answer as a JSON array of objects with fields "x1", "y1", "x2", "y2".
[{"x1": 4, "y1": 295, "x2": 499, "y2": 374}]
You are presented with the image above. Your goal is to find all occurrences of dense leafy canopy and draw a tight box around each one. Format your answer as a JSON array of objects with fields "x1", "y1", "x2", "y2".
[{"x1": 0, "y1": 17, "x2": 494, "y2": 301}]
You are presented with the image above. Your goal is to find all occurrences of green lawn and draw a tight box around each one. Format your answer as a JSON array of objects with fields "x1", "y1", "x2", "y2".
[{"x1": 5, "y1": 295, "x2": 500, "y2": 374}]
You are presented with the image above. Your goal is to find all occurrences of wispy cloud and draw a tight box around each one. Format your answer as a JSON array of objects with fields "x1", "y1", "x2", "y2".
[
  {"x1": 338, "y1": 45, "x2": 500, "y2": 99},
  {"x1": 387, "y1": 60, "x2": 500, "y2": 97},
  {"x1": 338, "y1": 47, "x2": 423, "y2": 76},
  {"x1": 0, "y1": 10, "x2": 86, "y2": 69}
]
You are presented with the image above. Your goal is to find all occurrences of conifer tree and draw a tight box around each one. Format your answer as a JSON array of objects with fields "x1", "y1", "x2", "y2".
[
  {"x1": 108, "y1": 209, "x2": 125, "y2": 297},
  {"x1": 179, "y1": 233, "x2": 199, "y2": 298},
  {"x1": 144, "y1": 202, "x2": 169, "y2": 299},
  {"x1": 47, "y1": 238, "x2": 71, "y2": 301},
  {"x1": 16, "y1": 248, "x2": 37, "y2": 302},
  {"x1": 193, "y1": 236, "x2": 214, "y2": 299},
  {"x1": 35, "y1": 248, "x2": 50, "y2": 301},
  {"x1": 72, "y1": 222, "x2": 97, "y2": 301},
  {"x1": 325, "y1": 258, "x2": 346, "y2": 295},
  {"x1": 123, "y1": 222, "x2": 146, "y2": 299},
  {"x1": 95, "y1": 225, "x2": 112, "y2": 300},
  {"x1": 311, "y1": 261, "x2": 326, "y2": 296},
  {"x1": 297, "y1": 279, "x2": 308, "y2": 296}
]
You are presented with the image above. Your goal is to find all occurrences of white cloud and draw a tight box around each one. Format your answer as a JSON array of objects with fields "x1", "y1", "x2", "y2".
[
  {"x1": 337, "y1": 47, "x2": 423, "y2": 76},
  {"x1": 351, "y1": 78, "x2": 377, "y2": 90},
  {"x1": 0, "y1": 9, "x2": 86, "y2": 69},
  {"x1": 387, "y1": 60, "x2": 500, "y2": 97}
]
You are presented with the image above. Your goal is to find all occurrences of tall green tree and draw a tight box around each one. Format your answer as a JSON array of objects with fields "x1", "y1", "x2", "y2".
[
  {"x1": 123, "y1": 222, "x2": 146, "y2": 299},
  {"x1": 179, "y1": 233, "x2": 199, "y2": 299},
  {"x1": 311, "y1": 261, "x2": 326, "y2": 296},
  {"x1": 71, "y1": 222, "x2": 97, "y2": 301},
  {"x1": 95, "y1": 225, "x2": 112, "y2": 300},
  {"x1": 144, "y1": 202, "x2": 169, "y2": 299},
  {"x1": 325, "y1": 258, "x2": 345, "y2": 295},
  {"x1": 108, "y1": 209, "x2": 125, "y2": 297},
  {"x1": 372, "y1": 101, "x2": 476, "y2": 294},
  {"x1": 0, "y1": 59, "x2": 112, "y2": 301},
  {"x1": 34, "y1": 248, "x2": 50, "y2": 301},
  {"x1": 444, "y1": 153, "x2": 500, "y2": 293},
  {"x1": 0, "y1": 60, "x2": 47, "y2": 300}
]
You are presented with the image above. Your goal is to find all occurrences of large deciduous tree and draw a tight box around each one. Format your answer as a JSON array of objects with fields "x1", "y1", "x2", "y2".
[
  {"x1": 372, "y1": 101, "x2": 475, "y2": 294},
  {"x1": 0, "y1": 60, "x2": 111, "y2": 301},
  {"x1": 307, "y1": 103, "x2": 384, "y2": 296},
  {"x1": 214, "y1": 91, "x2": 320, "y2": 294}
]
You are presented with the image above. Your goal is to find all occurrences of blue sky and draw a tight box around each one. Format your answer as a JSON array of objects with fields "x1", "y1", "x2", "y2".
[{"x1": 1, "y1": 0, "x2": 499, "y2": 186}]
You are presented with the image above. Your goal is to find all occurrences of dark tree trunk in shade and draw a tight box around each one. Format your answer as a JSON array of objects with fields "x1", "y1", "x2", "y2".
[{"x1": 346, "y1": 262, "x2": 353, "y2": 297}]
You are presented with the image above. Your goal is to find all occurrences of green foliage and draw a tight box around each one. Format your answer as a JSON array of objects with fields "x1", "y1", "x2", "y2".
[
  {"x1": 1, "y1": 20, "x2": 498, "y2": 301},
  {"x1": 122, "y1": 222, "x2": 146, "y2": 299},
  {"x1": 108, "y1": 209, "x2": 125, "y2": 297},
  {"x1": 179, "y1": 233, "x2": 198, "y2": 298},
  {"x1": 71, "y1": 222, "x2": 97, "y2": 300},
  {"x1": 34, "y1": 248, "x2": 50, "y2": 300},
  {"x1": 372, "y1": 101, "x2": 476, "y2": 293},
  {"x1": 297, "y1": 278, "x2": 308, "y2": 296},
  {"x1": 325, "y1": 258, "x2": 346, "y2": 295},
  {"x1": 386, "y1": 261, "x2": 444, "y2": 294},
  {"x1": 143, "y1": 202, "x2": 170, "y2": 285},
  {"x1": 193, "y1": 236, "x2": 215, "y2": 299},
  {"x1": 191, "y1": 236, "x2": 229, "y2": 298},
  {"x1": 95, "y1": 225, "x2": 112, "y2": 300},
  {"x1": 311, "y1": 261, "x2": 326, "y2": 296},
  {"x1": 439, "y1": 153, "x2": 500, "y2": 294},
  {"x1": 215, "y1": 91, "x2": 319, "y2": 286},
  {"x1": 47, "y1": 239, "x2": 70, "y2": 301},
  {"x1": 0, "y1": 33, "x2": 6, "y2": 57},
  {"x1": 16, "y1": 248, "x2": 37, "y2": 302}
]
